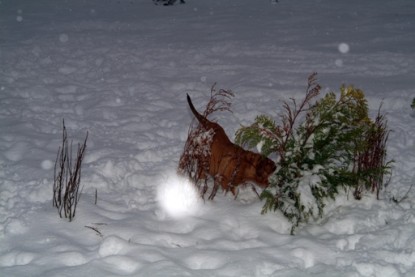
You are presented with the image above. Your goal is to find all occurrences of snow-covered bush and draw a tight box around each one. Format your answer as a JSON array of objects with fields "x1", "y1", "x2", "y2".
[{"x1": 235, "y1": 73, "x2": 392, "y2": 234}]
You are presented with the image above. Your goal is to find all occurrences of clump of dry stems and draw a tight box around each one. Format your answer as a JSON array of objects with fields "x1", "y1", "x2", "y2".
[
  {"x1": 178, "y1": 85, "x2": 234, "y2": 199},
  {"x1": 53, "y1": 120, "x2": 88, "y2": 222}
]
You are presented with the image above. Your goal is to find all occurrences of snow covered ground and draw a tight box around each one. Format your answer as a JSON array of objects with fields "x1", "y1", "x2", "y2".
[{"x1": 1, "y1": 0, "x2": 415, "y2": 276}]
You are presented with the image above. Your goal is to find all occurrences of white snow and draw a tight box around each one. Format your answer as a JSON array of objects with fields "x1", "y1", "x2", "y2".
[{"x1": 1, "y1": 0, "x2": 415, "y2": 276}]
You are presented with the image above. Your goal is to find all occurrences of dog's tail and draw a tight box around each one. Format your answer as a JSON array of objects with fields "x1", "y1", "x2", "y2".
[{"x1": 187, "y1": 94, "x2": 209, "y2": 126}]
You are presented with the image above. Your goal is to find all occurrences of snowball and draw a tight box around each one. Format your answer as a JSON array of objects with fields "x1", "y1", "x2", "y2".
[
  {"x1": 59, "y1": 33, "x2": 69, "y2": 43},
  {"x1": 16, "y1": 10, "x2": 23, "y2": 22},
  {"x1": 335, "y1": 58, "x2": 343, "y2": 67},
  {"x1": 184, "y1": 252, "x2": 227, "y2": 270},
  {"x1": 336, "y1": 239, "x2": 348, "y2": 250},
  {"x1": 4, "y1": 142, "x2": 27, "y2": 162},
  {"x1": 157, "y1": 172, "x2": 201, "y2": 219},
  {"x1": 0, "y1": 251, "x2": 35, "y2": 267},
  {"x1": 41, "y1": 159, "x2": 54, "y2": 170},
  {"x1": 338, "y1": 43, "x2": 350, "y2": 54},
  {"x1": 5, "y1": 219, "x2": 28, "y2": 235},
  {"x1": 291, "y1": 247, "x2": 315, "y2": 268},
  {"x1": 98, "y1": 235, "x2": 129, "y2": 257},
  {"x1": 58, "y1": 66, "x2": 76, "y2": 74},
  {"x1": 101, "y1": 256, "x2": 140, "y2": 274},
  {"x1": 58, "y1": 252, "x2": 87, "y2": 266}
]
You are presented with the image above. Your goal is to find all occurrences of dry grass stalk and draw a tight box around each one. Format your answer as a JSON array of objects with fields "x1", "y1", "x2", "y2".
[
  {"x1": 354, "y1": 105, "x2": 391, "y2": 200},
  {"x1": 53, "y1": 120, "x2": 88, "y2": 222}
]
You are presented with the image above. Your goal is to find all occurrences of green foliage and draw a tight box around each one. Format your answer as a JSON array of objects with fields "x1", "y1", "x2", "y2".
[
  {"x1": 236, "y1": 77, "x2": 392, "y2": 234},
  {"x1": 411, "y1": 97, "x2": 415, "y2": 109},
  {"x1": 235, "y1": 115, "x2": 277, "y2": 157}
]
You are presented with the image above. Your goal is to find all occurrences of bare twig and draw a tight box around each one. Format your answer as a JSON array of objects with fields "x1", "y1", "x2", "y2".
[
  {"x1": 85, "y1": 225, "x2": 103, "y2": 238},
  {"x1": 277, "y1": 72, "x2": 321, "y2": 164},
  {"x1": 392, "y1": 183, "x2": 414, "y2": 204}
]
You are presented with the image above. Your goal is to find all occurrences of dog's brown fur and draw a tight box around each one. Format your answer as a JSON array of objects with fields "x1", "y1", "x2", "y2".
[{"x1": 187, "y1": 94, "x2": 276, "y2": 199}]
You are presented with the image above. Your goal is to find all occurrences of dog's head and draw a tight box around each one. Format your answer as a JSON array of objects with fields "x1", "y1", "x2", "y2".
[{"x1": 244, "y1": 152, "x2": 276, "y2": 188}]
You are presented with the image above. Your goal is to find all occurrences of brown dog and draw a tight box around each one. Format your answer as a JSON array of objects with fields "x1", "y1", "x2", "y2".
[{"x1": 187, "y1": 94, "x2": 276, "y2": 199}]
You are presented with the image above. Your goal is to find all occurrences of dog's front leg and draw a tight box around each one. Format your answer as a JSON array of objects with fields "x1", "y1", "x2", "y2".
[{"x1": 208, "y1": 176, "x2": 221, "y2": 200}]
